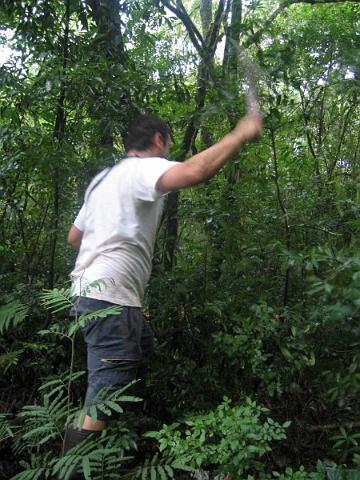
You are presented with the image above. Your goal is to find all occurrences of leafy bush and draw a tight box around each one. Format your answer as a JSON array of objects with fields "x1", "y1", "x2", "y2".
[{"x1": 147, "y1": 397, "x2": 289, "y2": 477}]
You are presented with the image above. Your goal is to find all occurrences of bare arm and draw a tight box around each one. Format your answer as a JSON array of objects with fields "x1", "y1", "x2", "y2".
[
  {"x1": 67, "y1": 225, "x2": 83, "y2": 252},
  {"x1": 156, "y1": 113, "x2": 262, "y2": 192}
]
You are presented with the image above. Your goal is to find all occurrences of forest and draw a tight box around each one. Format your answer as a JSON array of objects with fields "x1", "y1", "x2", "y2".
[{"x1": 0, "y1": 0, "x2": 359, "y2": 479}]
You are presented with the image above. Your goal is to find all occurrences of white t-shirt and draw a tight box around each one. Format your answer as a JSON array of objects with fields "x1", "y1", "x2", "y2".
[{"x1": 70, "y1": 156, "x2": 177, "y2": 306}]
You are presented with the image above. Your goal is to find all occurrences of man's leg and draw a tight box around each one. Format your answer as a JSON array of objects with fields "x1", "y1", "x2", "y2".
[
  {"x1": 67, "y1": 301, "x2": 151, "y2": 430},
  {"x1": 63, "y1": 301, "x2": 154, "y2": 472},
  {"x1": 80, "y1": 417, "x2": 105, "y2": 431}
]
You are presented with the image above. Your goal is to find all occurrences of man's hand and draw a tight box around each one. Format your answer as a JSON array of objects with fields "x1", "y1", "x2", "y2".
[
  {"x1": 156, "y1": 112, "x2": 263, "y2": 193},
  {"x1": 233, "y1": 112, "x2": 262, "y2": 143}
]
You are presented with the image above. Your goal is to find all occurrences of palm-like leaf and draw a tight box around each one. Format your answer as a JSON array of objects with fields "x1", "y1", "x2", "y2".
[
  {"x1": 40, "y1": 288, "x2": 73, "y2": 313},
  {"x1": 68, "y1": 305, "x2": 122, "y2": 336},
  {"x1": 18, "y1": 391, "x2": 69, "y2": 446},
  {"x1": 0, "y1": 413, "x2": 15, "y2": 444},
  {"x1": 0, "y1": 349, "x2": 24, "y2": 372},
  {"x1": 0, "y1": 301, "x2": 29, "y2": 334}
]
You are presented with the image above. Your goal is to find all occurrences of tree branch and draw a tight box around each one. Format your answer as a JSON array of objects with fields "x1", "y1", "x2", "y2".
[
  {"x1": 207, "y1": 0, "x2": 226, "y2": 58},
  {"x1": 160, "y1": 0, "x2": 206, "y2": 58},
  {"x1": 244, "y1": 0, "x2": 359, "y2": 48}
]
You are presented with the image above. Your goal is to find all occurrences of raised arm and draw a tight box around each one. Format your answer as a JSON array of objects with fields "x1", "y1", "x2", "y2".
[{"x1": 156, "y1": 113, "x2": 262, "y2": 192}]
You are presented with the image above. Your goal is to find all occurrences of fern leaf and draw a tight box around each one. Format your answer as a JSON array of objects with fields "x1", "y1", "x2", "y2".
[
  {"x1": 19, "y1": 406, "x2": 48, "y2": 418},
  {"x1": 164, "y1": 465, "x2": 174, "y2": 478},
  {"x1": 49, "y1": 391, "x2": 68, "y2": 414},
  {"x1": 79, "y1": 278, "x2": 108, "y2": 296},
  {"x1": 19, "y1": 390, "x2": 68, "y2": 446},
  {"x1": 97, "y1": 403, "x2": 112, "y2": 417},
  {"x1": 82, "y1": 457, "x2": 91, "y2": 480},
  {"x1": 77, "y1": 306, "x2": 122, "y2": 323},
  {"x1": 157, "y1": 465, "x2": 167, "y2": 480},
  {"x1": 10, "y1": 467, "x2": 47, "y2": 480},
  {"x1": 0, "y1": 349, "x2": 24, "y2": 372},
  {"x1": 141, "y1": 466, "x2": 148, "y2": 480},
  {"x1": 150, "y1": 466, "x2": 157, "y2": 480},
  {"x1": 22, "y1": 425, "x2": 56, "y2": 440},
  {"x1": 40, "y1": 288, "x2": 73, "y2": 313},
  {"x1": 89, "y1": 405, "x2": 98, "y2": 425},
  {"x1": 0, "y1": 301, "x2": 29, "y2": 334},
  {"x1": 39, "y1": 371, "x2": 85, "y2": 397},
  {"x1": 103, "y1": 401, "x2": 123, "y2": 415},
  {"x1": 0, "y1": 413, "x2": 14, "y2": 443},
  {"x1": 68, "y1": 306, "x2": 122, "y2": 337},
  {"x1": 116, "y1": 394, "x2": 142, "y2": 403}
]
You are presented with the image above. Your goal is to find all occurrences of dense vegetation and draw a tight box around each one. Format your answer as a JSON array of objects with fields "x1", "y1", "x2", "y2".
[{"x1": 0, "y1": 0, "x2": 359, "y2": 478}]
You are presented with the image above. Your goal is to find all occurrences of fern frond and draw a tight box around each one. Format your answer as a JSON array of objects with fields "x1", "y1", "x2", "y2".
[
  {"x1": 135, "y1": 454, "x2": 193, "y2": 480},
  {"x1": 80, "y1": 382, "x2": 141, "y2": 427},
  {"x1": 39, "y1": 371, "x2": 85, "y2": 397},
  {"x1": 18, "y1": 391, "x2": 69, "y2": 446},
  {"x1": 0, "y1": 413, "x2": 15, "y2": 443},
  {"x1": 53, "y1": 425, "x2": 136, "y2": 480},
  {"x1": 22, "y1": 426, "x2": 59, "y2": 445},
  {"x1": 10, "y1": 466, "x2": 47, "y2": 480},
  {"x1": 68, "y1": 305, "x2": 122, "y2": 337},
  {"x1": 0, "y1": 301, "x2": 29, "y2": 334},
  {"x1": 51, "y1": 438, "x2": 120, "y2": 480},
  {"x1": 38, "y1": 323, "x2": 69, "y2": 339},
  {"x1": 40, "y1": 288, "x2": 73, "y2": 313},
  {"x1": 0, "y1": 349, "x2": 24, "y2": 372},
  {"x1": 10, "y1": 453, "x2": 53, "y2": 480},
  {"x1": 19, "y1": 341, "x2": 50, "y2": 352}
]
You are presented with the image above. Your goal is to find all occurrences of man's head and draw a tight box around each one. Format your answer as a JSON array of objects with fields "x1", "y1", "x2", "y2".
[{"x1": 125, "y1": 114, "x2": 171, "y2": 158}]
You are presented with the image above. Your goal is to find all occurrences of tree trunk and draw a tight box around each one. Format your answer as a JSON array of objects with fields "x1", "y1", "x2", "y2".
[
  {"x1": 270, "y1": 128, "x2": 291, "y2": 307},
  {"x1": 48, "y1": 0, "x2": 70, "y2": 289},
  {"x1": 87, "y1": 0, "x2": 128, "y2": 157},
  {"x1": 163, "y1": 0, "x2": 225, "y2": 270}
]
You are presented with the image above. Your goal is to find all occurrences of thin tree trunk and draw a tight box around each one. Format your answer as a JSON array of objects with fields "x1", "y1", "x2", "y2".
[
  {"x1": 163, "y1": 0, "x2": 225, "y2": 270},
  {"x1": 222, "y1": 0, "x2": 243, "y2": 185},
  {"x1": 48, "y1": 0, "x2": 70, "y2": 288},
  {"x1": 87, "y1": 0, "x2": 128, "y2": 157},
  {"x1": 271, "y1": 129, "x2": 291, "y2": 307}
]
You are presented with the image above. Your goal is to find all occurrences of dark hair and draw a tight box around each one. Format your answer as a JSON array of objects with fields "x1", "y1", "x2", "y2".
[{"x1": 124, "y1": 114, "x2": 170, "y2": 152}]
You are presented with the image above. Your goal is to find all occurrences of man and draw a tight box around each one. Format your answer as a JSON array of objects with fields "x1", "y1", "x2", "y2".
[{"x1": 65, "y1": 112, "x2": 262, "y2": 453}]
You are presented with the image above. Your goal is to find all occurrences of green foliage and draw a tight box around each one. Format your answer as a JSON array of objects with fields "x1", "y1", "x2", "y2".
[
  {"x1": 245, "y1": 461, "x2": 360, "y2": 479},
  {"x1": 39, "y1": 287, "x2": 122, "y2": 338},
  {"x1": 40, "y1": 288, "x2": 73, "y2": 314},
  {"x1": 10, "y1": 430, "x2": 135, "y2": 480},
  {"x1": 135, "y1": 453, "x2": 193, "y2": 480},
  {"x1": 18, "y1": 390, "x2": 67, "y2": 447},
  {"x1": 0, "y1": 300, "x2": 29, "y2": 334},
  {"x1": 9, "y1": 376, "x2": 140, "y2": 480},
  {"x1": 1, "y1": 0, "x2": 360, "y2": 478},
  {"x1": 146, "y1": 397, "x2": 289, "y2": 477},
  {"x1": 0, "y1": 347, "x2": 25, "y2": 372},
  {"x1": 308, "y1": 248, "x2": 360, "y2": 322},
  {"x1": 51, "y1": 436, "x2": 128, "y2": 480},
  {"x1": 325, "y1": 354, "x2": 360, "y2": 405},
  {"x1": 11, "y1": 465, "x2": 48, "y2": 480},
  {"x1": 331, "y1": 427, "x2": 360, "y2": 463},
  {"x1": 0, "y1": 413, "x2": 15, "y2": 443},
  {"x1": 68, "y1": 305, "x2": 123, "y2": 337},
  {"x1": 212, "y1": 303, "x2": 281, "y2": 396},
  {"x1": 83, "y1": 382, "x2": 142, "y2": 426}
]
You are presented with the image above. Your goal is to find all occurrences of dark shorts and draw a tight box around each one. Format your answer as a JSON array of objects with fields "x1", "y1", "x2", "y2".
[{"x1": 71, "y1": 297, "x2": 154, "y2": 421}]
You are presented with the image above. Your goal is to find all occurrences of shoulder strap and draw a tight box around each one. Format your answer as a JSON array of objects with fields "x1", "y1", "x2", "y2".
[
  {"x1": 85, "y1": 155, "x2": 134, "y2": 200},
  {"x1": 85, "y1": 166, "x2": 113, "y2": 201}
]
